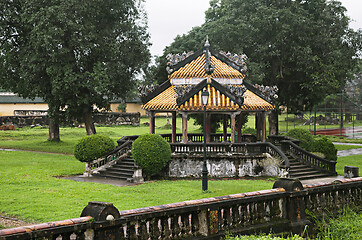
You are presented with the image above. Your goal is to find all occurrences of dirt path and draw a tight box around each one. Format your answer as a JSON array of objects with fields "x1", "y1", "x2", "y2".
[
  {"x1": 0, "y1": 215, "x2": 32, "y2": 228},
  {"x1": 0, "y1": 148, "x2": 73, "y2": 155}
]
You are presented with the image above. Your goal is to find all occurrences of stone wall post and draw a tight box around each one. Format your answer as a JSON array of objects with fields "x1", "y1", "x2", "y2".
[
  {"x1": 81, "y1": 202, "x2": 121, "y2": 240},
  {"x1": 273, "y1": 178, "x2": 311, "y2": 234}
]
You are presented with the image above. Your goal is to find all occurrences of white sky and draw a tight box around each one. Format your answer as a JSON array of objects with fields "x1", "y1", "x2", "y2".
[{"x1": 145, "y1": 0, "x2": 362, "y2": 57}]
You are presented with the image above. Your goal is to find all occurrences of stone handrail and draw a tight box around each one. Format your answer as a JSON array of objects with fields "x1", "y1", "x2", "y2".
[
  {"x1": 281, "y1": 140, "x2": 337, "y2": 175},
  {"x1": 1, "y1": 177, "x2": 361, "y2": 239},
  {"x1": 88, "y1": 140, "x2": 133, "y2": 172}
]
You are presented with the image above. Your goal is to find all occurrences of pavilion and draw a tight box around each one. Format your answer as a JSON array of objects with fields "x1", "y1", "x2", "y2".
[{"x1": 139, "y1": 38, "x2": 277, "y2": 143}]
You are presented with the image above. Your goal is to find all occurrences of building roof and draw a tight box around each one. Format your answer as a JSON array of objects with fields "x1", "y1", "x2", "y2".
[
  {"x1": 141, "y1": 38, "x2": 275, "y2": 113},
  {"x1": 0, "y1": 93, "x2": 141, "y2": 104},
  {"x1": 0, "y1": 93, "x2": 45, "y2": 104},
  {"x1": 142, "y1": 83, "x2": 274, "y2": 112}
]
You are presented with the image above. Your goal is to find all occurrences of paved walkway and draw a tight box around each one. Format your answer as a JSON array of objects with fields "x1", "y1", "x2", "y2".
[{"x1": 333, "y1": 142, "x2": 362, "y2": 157}]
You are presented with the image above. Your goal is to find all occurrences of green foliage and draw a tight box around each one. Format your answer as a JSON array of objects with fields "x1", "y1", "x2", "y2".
[
  {"x1": 242, "y1": 127, "x2": 256, "y2": 135},
  {"x1": 74, "y1": 134, "x2": 115, "y2": 162},
  {"x1": 0, "y1": 0, "x2": 150, "y2": 136},
  {"x1": 310, "y1": 137, "x2": 337, "y2": 161},
  {"x1": 313, "y1": 207, "x2": 362, "y2": 240},
  {"x1": 0, "y1": 150, "x2": 273, "y2": 222},
  {"x1": 151, "y1": 0, "x2": 361, "y2": 113},
  {"x1": 224, "y1": 233, "x2": 303, "y2": 240},
  {"x1": 117, "y1": 103, "x2": 127, "y2": 113},
  {"x1": 132, "y1": 134, "x2": 172, "y2": 176},
  {"x1": 286, "y1": 128, "x2": 314, "y2": 150}
]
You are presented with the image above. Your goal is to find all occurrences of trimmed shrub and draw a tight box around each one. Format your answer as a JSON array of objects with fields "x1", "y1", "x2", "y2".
[
  {"x1": 242, "y1": 127, "x2": 257, "y2": 135},
  {"x1": 131, "y1": 134, "x2": 171, "y2": 176},
  {"x1": 286, "y1": 128, "x2": 314, "y2": 150},
  {"x1": 74, "y1": 134, "x2": 115, "y2": 162},
  {"x1": 311, "y1": 136, "x2": 337, "y2": 161}
]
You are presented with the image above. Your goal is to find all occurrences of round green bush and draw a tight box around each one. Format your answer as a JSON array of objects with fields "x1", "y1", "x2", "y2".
[
  {"x1": 131, "y1": 134, "x2": 171, "y2": 176},
  {"x1": 286, "y1": 128, "x2": 314, "y2": 150},
  {"x1": 242, "y1": 127, "x2": 257, "y2": 135},
  {"x1": 311, "y1": 136, "x2": 337, "y2": 161},
  {"x1": 74, "y1": 134, "x2": 115, "y2": 162}
]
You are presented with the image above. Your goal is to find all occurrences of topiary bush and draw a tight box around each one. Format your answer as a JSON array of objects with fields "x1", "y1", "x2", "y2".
[
  {"x1": 242, "y1": 127, "x2": 257, "y2": 135},
  {"x1": 131, "y1": 134, "x2": 171, "y2": 176},
  {"x1": 286, "y1": 128, "x2": 314, "y2": 150},
  {"x1": 74, "y1": 134, "x2": 115, "y2": 162},
  {"x1": 311, "y1": 136, "x2": 337, "y2": 161}
]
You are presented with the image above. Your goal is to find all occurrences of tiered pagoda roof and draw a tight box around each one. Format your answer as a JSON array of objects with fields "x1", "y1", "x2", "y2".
[{"x1": 140, "y1": 38, "x2": 275, "y2": 112}]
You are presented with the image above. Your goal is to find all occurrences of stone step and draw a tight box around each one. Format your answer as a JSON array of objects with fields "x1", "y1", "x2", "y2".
[
  {"x1": 98, "y1": 171, "x2": 133, "y2": 180},
  {"x1": 107, "y1": 167, "x2": 134, "y2": 174},
  {"x1": 290, "y1": 170, "x2": 322, "y2": 177},
  {"x1": 289, "y1": 168, "x2": 316, "y2": 173},
  {"x1": 292, "y1": 173, "x2": 334, "y2": 181}
]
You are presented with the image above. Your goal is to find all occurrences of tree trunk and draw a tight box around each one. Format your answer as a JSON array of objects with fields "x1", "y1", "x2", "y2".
[
  {"x1": 84, "y1": 111, "x2": 96, "y2": 135},
  {"x1": 48, "y1": 120, "x2": 60, "y2": 141},
  {"x1": 268, "y1": 110, "x2": 279, "y2": 136}
]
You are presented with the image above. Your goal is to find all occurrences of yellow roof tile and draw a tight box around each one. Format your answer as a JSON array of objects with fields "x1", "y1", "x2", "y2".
[
  {"x1": 170, "y1": 55, "x2": 244, "y2": 80},
  {"x1": 142, "y1": 85, "x2": 274, "y2": 112}
]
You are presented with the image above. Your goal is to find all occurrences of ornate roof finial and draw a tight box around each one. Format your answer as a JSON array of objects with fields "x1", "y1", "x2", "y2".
[{"x1": 204, "y1": 35, "x2": 210, "y2": 48}]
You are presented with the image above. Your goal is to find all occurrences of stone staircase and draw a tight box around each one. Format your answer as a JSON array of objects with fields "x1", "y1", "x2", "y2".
[
  {"x1": 97, "y1": 157, "x2": 137, "y2": 181},
  {"x1": 287, "y1": 154, "x2": 335, "y2": 180}
]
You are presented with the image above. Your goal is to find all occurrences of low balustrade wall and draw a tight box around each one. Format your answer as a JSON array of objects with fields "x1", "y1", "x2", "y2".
[
  {"x1": 1, "y1": 178, "x2": 361, "y2": 240},
  {"x1": 0, "y1": 112, "x2": 140, "y2": 127}
]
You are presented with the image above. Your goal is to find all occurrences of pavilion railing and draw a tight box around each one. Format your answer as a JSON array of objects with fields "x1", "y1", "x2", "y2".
[
  {"x1": 1, "y1": 178, "x2": 361, "y2": 239},
  {"x1": 159, "y1": 133, "x2": 257, "y2": 143}
]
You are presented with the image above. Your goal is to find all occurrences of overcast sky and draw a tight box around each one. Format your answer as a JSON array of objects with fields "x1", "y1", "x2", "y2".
[{"x1": 145, "y1": 0, "x2": 362, "y2": 57}]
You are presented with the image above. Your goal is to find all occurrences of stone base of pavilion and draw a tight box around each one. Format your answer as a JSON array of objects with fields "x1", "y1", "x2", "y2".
[{"x1": 152, "y1": 133, "x2": 289, "y2": 179}]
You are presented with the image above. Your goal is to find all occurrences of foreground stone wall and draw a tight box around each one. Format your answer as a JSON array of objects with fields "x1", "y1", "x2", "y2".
[
  {"x1": 0, "y1": 112, "x2": 140, "y2": 127},
  {"x1": 167, "y1": 153, "x2": 288, "y2": 178}
]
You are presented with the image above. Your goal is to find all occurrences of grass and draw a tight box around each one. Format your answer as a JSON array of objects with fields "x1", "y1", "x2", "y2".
[
  {"x1": 336, "y1": 154, "x2": 362, "y2": 175},
  {"x1": 0, "y1": 117, "x2": 201, "y2": 154},
  {"x1": 313, "y1": 207, "x2": 362, "y2": 240},
  {"x1": 225, "y1": 234, "x2": 303, "y2": 240},
  {"x1": 334, "y1": 144, "x2": 362, "y2": 151},
  {"x1": 0, "y1": 150, "x2": 274, "y2": 223}
]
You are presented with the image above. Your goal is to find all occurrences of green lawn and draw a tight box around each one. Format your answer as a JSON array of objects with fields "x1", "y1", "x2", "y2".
[
  {"x1": 0, "y1": 150, "x2": 274, "y2": 223},
  {"x1": 334, "y1": 145, "x2": 362, "y2": 151},
  {"x1": 0, "y1": 117, "x2": 201, "y2": 154},
  {"x1": 336, "y1": 154, "x2": 362, "y2": 175}
]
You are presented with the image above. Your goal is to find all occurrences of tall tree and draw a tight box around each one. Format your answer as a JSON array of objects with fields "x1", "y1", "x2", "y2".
[
  {"x1": 0, "y1": 0, "x2": 150, "y2": 139},
  {"x1": 152, "y1": 0, "x2": 360, "y2": 134}
]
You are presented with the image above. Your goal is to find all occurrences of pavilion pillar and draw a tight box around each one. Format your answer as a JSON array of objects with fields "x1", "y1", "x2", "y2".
[
  {"x1": 149, "y1": 111, "x2": 155, "y2": 134},
  {"x1": 255, "y1": 113, "x2": 261, "y2": 141},
  {"x1": 172, "y1": 111, "x2": 177, "y2": 143},
  {"x1": 237, "y1": 113, "x2": 243, "y2": 143},
  {"x1": 261, "y1": 112, "x2": 267, "y2": 142},
  {"x1": 206, "y1": 113, "x2": 211, "y2": 143},
  {"x1": 223, "y1": 115, "x2": 228, "y2": 142},
  {"x1": 255, "y1": 112, "x2": 266, "y2": 142},
  {"x1": 230, "y1": 113, "x2": 237, "y2": 144},
  {"x1": 181, "y1": 112, "x2": 188, "y2": 143}
]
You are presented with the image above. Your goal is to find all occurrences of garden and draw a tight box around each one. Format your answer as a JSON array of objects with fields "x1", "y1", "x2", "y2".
[{"x1": 0, "y1": 116, "x2": 361, "y2": 239}]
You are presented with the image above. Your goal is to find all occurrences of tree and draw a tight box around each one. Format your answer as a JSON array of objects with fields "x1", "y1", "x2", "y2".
[
  {"x1": 151, "y1": 0, "x2": 360, "y2": 134},
  {"x1": 0, "y1": 0, "x2": 150, "y2": 139}
]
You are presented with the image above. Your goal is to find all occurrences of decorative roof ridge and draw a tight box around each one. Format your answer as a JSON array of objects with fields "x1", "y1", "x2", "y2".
[
  {"x1": 209, "y1": 48, "x2": 247, "y2": 74},
  {"x1": 166, "y1": 37, "x2": 248, "y2": 77},
  {"x1": 204, "y1": 36, "x2": 215, "y2": 75},
  {"x1": 166, "y1": 48, "x2": 203, "y2": 75},
  {"x1": 243, "y1": 81, "x2": 278, "y2": 105},
  {"x1": 138, "y1": 80, "x2": 171, "y2": 104}
]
